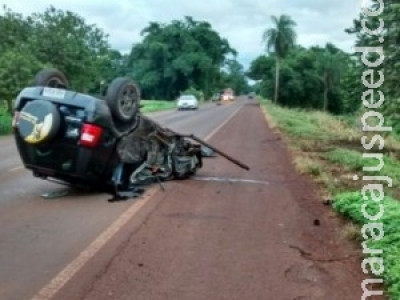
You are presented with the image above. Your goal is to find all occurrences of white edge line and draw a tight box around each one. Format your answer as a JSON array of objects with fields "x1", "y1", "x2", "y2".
[
  {"x1": 31, "y1": 191, "x2": 154, "y2": 300},
  {"x1": 192, "y1": 176, "x2": 269, "y2": 185},
  {"x1": 31, "y1": 103, "x2": 243, "y2": 300},
  {"x1": 204, "y1": 105, "x2": 242, "y2": 141},
  {"x1": 8, "y1": 166, "x2": 23, "y2": 172}
]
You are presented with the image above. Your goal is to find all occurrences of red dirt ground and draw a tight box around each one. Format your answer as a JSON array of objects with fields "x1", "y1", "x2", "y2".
[{"x1": 55, "y1": 101, "x2": 381, "y2": 300}]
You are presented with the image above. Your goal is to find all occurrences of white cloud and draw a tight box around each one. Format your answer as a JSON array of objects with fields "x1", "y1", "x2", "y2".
[{"x1": 0, "y1": 0, "x2": 362, "y2": 68}]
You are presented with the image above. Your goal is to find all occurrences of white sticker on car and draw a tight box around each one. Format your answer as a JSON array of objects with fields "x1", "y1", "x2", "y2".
[{"x1": 42, "y1": 87, "x2": 66, "y2": 99}]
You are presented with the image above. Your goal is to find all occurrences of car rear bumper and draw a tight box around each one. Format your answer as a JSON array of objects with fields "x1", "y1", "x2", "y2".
[
  {"x1": 178, "y1": 105, "x2": 198, "y2": 110},
  {"x1": 15, "y1": 134, "x2": 117, "y2": 187}
]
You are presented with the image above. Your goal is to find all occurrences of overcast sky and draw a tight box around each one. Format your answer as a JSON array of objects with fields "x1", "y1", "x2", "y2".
[{"x1": 1, "y1": 0, "x2": 362, "y2": 68}]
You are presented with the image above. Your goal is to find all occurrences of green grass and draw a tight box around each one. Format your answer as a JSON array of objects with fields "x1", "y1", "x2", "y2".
[
  {"x1": 260, "y1": 98, "x2": 400, "y2": 299},
  {"x1": 294, "y1": 156, "x2": 322, "y2": 176},
  {"x1": 0, "y1": 106, "x2": 11, "y2": 135},
  {"x1": 260, "y1": 98, "x2": 357, "y2": 141},
  {"x1": 326, "y1": 148, "x2": 400, "y2": 189},
  {"x1": 325, "y1": 148, "x2": 365, "y2": 170},
  {"x1": 333, "y1": 192, "x2": 400, "y2": 299},
  {"x1": 140, "y1": 100, "x2": 176, "y2": 113}
]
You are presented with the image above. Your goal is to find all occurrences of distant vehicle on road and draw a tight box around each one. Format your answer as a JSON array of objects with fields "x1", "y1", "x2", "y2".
[
  {"x1": 177, "y1": 94, "x2": 199, "y2": 110},
  {"x1": 248, "y1": 92, "x2": 256, "y2": 99},
  {"x1": 219, "y1": 88, "x2": 235, "y2": 104},
  {"x1": 211, "y1": 93, "x2": 220, "y2": 102}
]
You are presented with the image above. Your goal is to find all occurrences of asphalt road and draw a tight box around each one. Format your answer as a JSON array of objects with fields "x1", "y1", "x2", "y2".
[
  {"x1": 0, "y1": 99, "x2": 374, "y2": 300},
  {"x1": 0, "y1": 101, "x2": 241, "y2": 300}
]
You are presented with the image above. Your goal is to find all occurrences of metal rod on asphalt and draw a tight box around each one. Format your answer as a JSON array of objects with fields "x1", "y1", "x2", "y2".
[{"x1": 182, "y1": 134, "x2": 250, "y2": 171}]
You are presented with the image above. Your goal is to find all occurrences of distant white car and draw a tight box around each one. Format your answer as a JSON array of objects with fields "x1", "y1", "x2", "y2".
[{"x1": 177, "y1": 95, "x2": 199, "y2": 110}]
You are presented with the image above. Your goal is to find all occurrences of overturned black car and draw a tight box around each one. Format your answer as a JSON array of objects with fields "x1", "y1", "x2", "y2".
[{"x1": 13, "y1": 69, "x2": 248, "y2": 200}]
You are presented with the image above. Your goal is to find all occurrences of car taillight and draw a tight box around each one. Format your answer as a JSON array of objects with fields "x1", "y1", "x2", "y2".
[
  {"x1": 79, "y1": 123, "x2": 103, "y2": 148},
  {"x1": 12, "y1": 112, "x2": 20, "y2": 130}
]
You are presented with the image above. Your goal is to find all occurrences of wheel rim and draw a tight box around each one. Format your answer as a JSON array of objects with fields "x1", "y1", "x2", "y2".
[{"x1": 118, "y1": 85, "x2": 138, "y2": 119}]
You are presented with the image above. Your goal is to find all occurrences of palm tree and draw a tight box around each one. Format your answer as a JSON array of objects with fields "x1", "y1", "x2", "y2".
[{"x1": 263, "y1": 15, "x2": 297, "y2": 103}]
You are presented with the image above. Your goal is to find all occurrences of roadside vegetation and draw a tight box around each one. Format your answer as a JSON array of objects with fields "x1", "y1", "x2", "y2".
[
  {"x1": 0, "y1": 6, "x2": 251, "y2": 136},
  {"x1": 333, "y1": 193, "x2": 400, "y2": 299},
  {"x1": 0, "y1": 99, "x2": 177, "y2": 136},
  {"x1": 260, "y1": 98, "x2": 400, "y2": 298},
  {"x1": 0, "y1": 105, "x2": 11, "y2": 135},
  {"x1": 254, "y1": 8, "x2": 399, "y2": 296},
  {"x1": 140, "y1": 100, "x2": 176, "y2": 113},
  {"x1": 0, "y1": 6, "x2": 250, "y2": 116},
  {"x1": 249, "y1": 2, "x2": 399, "y2": 135}
]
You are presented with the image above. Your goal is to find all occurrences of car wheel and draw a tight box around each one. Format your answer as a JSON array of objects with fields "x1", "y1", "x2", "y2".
[
  {"x1": 17, "y1": 100, "x2": 61, "y2": 145},
  {"x1": 32, "y1": 69, "x2": 68, "y2": 89},
  {"x1": 106, "y1": 77, "x2": 140, "y2": 123}
]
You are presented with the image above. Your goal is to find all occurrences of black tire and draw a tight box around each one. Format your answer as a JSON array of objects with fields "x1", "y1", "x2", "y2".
[
  {"x1": 32, "y1": 69, "x2": 68, "y2": 89},
  {"x1": 17, "y1": 100, "x2": 61, "y2": 145},
  {"x1": 106, "y1": 77, "x2": 140, "y2": 123}
]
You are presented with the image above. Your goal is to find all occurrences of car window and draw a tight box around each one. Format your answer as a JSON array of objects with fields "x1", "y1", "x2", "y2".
[{"x1": 179, "y1": 95, "x2": 196, "y2": 100}]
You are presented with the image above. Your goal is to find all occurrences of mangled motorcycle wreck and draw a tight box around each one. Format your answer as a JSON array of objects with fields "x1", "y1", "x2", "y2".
[{"x1": 13, "y1": 69, "x2": 249, "y2": 201}]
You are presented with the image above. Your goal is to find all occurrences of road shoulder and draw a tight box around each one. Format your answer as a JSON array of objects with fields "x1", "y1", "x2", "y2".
[{"x1": 54, "y1": 100, "x2": 366, "y2": 300}]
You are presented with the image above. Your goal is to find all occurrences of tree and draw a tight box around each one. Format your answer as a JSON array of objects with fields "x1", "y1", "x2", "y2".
[
  {"x1": 0, "y1": 50, "x2": 42, "y2": 114},
  {"x1": 340, "y1": 58, "x2": 363, "y2": 114},
  {"x1": 127, "y1": 17, "x2": 236, "y2": 100},
  {"x1": 0, "y1": 5, "x2": 130, "y2": 112},
  {"x1": 0, "y1": 5, "x2": 33, "y2": 53},
  {"x1": 347, "y1": 0, "x2": 400, "y2": 131},
  {"x1": 315, "y1": 44, "x2": 345, "y2": 111},
  {"x1": 29, "y1": 6, "x2": 111, "y2": 91},
  {"x1": 247, "y1": 55, "x2": 275, "y2": 99},
  {"x1": 247, "y1": 55, "x2": 273, "y2": 81},
  {"x1": 90, "y1": 49, "x2": 128, "y2": 95},
  {"x1": 248, "y1": 45, "x2": 354, "y2": 114},
  {"x1": 262, "y1": 15, "x2": 297, "y2": 103},
  {"x1": 0, "y1": 6, "x2": 39, "y2": 113}
]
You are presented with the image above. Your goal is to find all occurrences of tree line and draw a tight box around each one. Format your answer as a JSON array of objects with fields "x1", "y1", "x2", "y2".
[
  {"x1": 248, "y1": 15, "x2": 358, "y2": 114},
  {"x1": 347, "y1": 0, "x2": 399, "y2": 132},
  {"x1": 2, "y1": 2, "x2": 397, "y2": 128},
  {"x1": 0, "y1": 6, "x2": 249, "y2": 114},
  {"x1": 0, "y1": 6, "x2": 128, "y2": 113},
  {"x1": 249, "y1": 0, "x2": 399, "y2": 128},
  {"x1": 127, "y1": 17, "x2": 250, "y2": 100}
]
